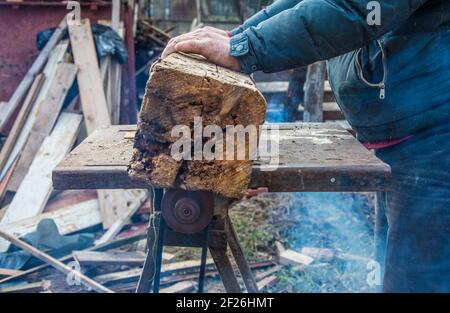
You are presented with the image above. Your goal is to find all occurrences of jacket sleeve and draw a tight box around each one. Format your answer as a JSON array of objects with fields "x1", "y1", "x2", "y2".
[
  {"x1": 229, "y1": 0, "x2": 430, "y2": 74},
  {"x1": 231, "y1": 0, "x2": 302, "y2": 36}
]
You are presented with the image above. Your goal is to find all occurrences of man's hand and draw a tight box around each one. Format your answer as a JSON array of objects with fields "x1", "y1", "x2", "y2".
[{"x1": 161, "y1": 27, "x2": 241, "y2": 72}]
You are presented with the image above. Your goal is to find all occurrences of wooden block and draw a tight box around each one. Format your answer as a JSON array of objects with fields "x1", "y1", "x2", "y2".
[
  {"x1": 279, "y1": 250, "x2": 314, "y2": 267},
  {"x1": 7, "y1": 63, "x2": 78, "y2": 191},
  {"x1": 0, "y1": 113, "x2": 82, "y2": 252},
  {"x1": 129, "y1": 53, "x2": 267, "y2": 198}
]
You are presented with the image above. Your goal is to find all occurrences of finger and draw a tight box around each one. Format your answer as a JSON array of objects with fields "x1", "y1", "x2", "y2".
[
  {"x1": 174, "y1": 39, "x2": 207, "y2": 56},
  {"x1": 161, "y1": 42, "x2": 177, "y2": 58}
]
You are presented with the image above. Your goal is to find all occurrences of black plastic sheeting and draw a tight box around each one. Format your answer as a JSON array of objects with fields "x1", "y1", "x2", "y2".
[
  {"x1": 36, "y1": 24, "x2": 128, "y2": 64},
  {"x1": 0, "y1": 219, "x2": 94, "y2": 270}
]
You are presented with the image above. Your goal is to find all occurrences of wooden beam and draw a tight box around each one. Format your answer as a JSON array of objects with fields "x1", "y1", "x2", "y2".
[
  {"x1": 0, "y1": 229, "x2": 113, "y2": 293},
  {"x1": 160, "y1": 281, "x2": 196, "y2": 293},
  {"x1": 0, "y1": 17, "x2": 67, "y2": 135},
  {"x1": 129, "y1": 53, "x2": 267, "y2": 198},
  {"x1": 0, "y1": 113, "x2": 82, "y2": 252}
]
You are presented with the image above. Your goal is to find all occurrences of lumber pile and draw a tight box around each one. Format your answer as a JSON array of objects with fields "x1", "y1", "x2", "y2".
[
  {"x1": 0, "y1": 15, "x2": 152, "y2": 293},
  {"x1": 129, "y1": 53, "x2": 267, "y2": 199}
]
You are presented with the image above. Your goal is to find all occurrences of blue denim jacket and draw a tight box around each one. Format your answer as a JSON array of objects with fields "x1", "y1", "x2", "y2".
[{"x1": 231, "y1": 0, "x2": 450, "y2": 142}]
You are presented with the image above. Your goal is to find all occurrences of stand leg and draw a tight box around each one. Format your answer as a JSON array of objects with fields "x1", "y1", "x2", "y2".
[
  {"x1": 136, "y1": 214, "x2": 157, "y2": 293},
  {"x1": 197, "y1": 228, "x2": 209, "y2": 293},
  {"x1": 209, "y1": 247, "x2": 242, "y2": 293},
  {"x1": 136, "y1": 188, "x2": 164, "y2": 293},
  {"x1": 226, "y1": 216, "x2": 259, "y2": 293},
  {"x1": 152, "y1": 216, "x2": 166, "y2": 293}
]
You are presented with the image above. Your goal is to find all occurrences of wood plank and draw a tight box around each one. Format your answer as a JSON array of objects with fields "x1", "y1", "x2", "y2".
[
  {"x1": 0, "y1": 41, "x2": 69, "y2": 182},
  {"x1": 53, "y1": 124, "x2": 391, "y2": 192},
  {"x1": 0, "y1": 113, "x2": 82, "y2": 252},
  {"x1": 0, "y1": 280, "x2": 51, "y2": 293},
  {"x1": 0, "y1": 268, "x2": 24, "y2": 279},
  {"x1": 68, "y1": 18, "x2": 111, "y2": 133},
  {"x1": 0, "y1": 229, "x2": 113, "y2": 293},
  {"x1": 0, "y1": 198, "x2": 101, "y2": 241},
  {"x1": 73, "y1": 251, "x2": 147, "y2": 266},
  {"x1": 279, "y1": 250, "x2": 314, "y2": 267},
  {"x1": 7, "y1": 63, "x2": 78, "y2": 191},
  {"x1": 69, "y1": 19, "x2": 142, "y2": 228},
  {"x1": 0, "y1": 74, "x2": 45, "y2": 174},
  {"x1": 0, "y1": 17, "x2": 67, "y2": 134}
]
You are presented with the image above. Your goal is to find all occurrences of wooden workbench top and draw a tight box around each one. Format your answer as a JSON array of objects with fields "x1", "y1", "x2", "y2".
[{"x1": 52, "y1": 123, "x2": 391, "y2": 192}]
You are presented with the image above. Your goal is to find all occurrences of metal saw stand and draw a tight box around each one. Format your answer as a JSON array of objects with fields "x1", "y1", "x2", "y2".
[{"x1": 135, "y1": 188, "x2": 259, "y2": 293}]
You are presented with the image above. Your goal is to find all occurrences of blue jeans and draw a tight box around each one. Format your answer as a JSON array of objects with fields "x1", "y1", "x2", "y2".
[{"x1": 375, "y1": 122, "x2": 450, "y2": 292}]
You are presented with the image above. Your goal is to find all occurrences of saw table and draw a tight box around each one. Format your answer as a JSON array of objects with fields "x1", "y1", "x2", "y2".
[{"x1": 52, "y1": 123, "x2": 390, "y2": 293}]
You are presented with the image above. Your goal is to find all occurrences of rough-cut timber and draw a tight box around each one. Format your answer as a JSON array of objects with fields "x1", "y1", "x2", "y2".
[{"x1": 129, "y1": 53, "x2": 267, "y2": 198}]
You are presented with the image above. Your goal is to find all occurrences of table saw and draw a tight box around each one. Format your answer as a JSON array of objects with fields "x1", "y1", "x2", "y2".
[{"x1": 52, "y1": 123, "x2": 390, "y2": 293}]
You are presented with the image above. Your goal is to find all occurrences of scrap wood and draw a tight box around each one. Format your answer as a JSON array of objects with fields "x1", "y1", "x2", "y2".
[
  {"x1": 279, "y1": 249, "x2": 315, "y2": 268},
  {"x1": 256, "y1": 275, "x2": 278, "y2": 290},
  {"x1": 0, "y1": 229, "x2": 113, "y2": 293},
  {"x1": 0, "y1": 113, "x2": 83, "y2": 252},
  {"x1": 0, "y1": 268, "x2": 23, "y2": 279},
  {"x1": 94, "y1": 189, "x2": 148, "y2": 246},
  {"x1": 0, "y1": 16, "x2": 67, "y2": 135},
  {"x1": 0, "y1": 198, "x2": 101, "y2": 243},
  {"x1": 0, "y1": 232, "x2": 146, "y2": 286},
  {"x1": 44, "y1": 190, "x2": 97, "y2": 213},
  {"x1": 0, "y1": 280, "x2": 51, "y2": 293},
  {"x1": 73, "y1": 251, "x2": 147, "y2": 267},
  {"x1": 7, "y1": 63, "x2": 78, "y2": 192},
  {"x1": 300, "y1": 246, "x2": 372, "y2": 263},
  {"x1": 0, "y1": 74, "x2": 45, "y2": 174},
  {"x1": 160, "y1": 281, "x2": 196, "y2": 293},
  {"x1": 0, "y1": 41, "x2": 69, "y2": 183}
]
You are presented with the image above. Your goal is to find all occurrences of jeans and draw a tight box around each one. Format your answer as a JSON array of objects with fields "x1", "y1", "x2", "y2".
[{"x1": 375, "y1": 122, "x2": 450, "y2": 292}]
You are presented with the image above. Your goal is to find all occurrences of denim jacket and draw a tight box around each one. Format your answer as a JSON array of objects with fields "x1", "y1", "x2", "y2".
[{"x1": 230, "y1": 0, "x2": 450, "y2": 142}]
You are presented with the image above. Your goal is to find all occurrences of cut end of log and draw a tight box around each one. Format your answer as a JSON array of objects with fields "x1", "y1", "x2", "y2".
[{"x1": 128, "y1": 53, "x2": 267, "y2": 198}]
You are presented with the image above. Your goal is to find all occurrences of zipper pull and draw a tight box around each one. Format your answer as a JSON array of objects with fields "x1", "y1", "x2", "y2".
[{"x1": 379, "y1": 84, "x2": 386, "y2": 100}]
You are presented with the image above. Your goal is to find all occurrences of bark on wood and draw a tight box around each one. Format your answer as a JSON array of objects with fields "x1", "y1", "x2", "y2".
[{"x1": 129, "y1": 53, "x2": 266, "y2": 198}]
